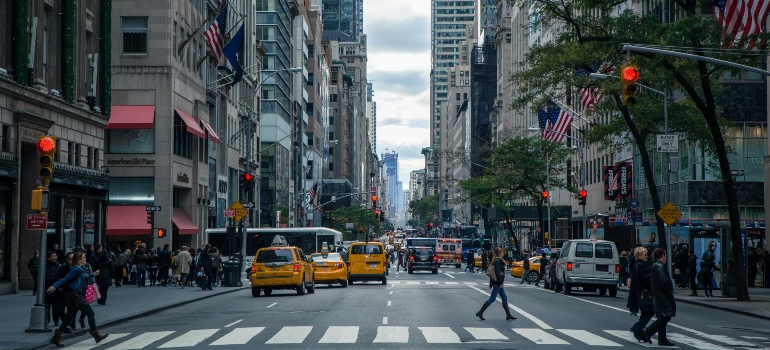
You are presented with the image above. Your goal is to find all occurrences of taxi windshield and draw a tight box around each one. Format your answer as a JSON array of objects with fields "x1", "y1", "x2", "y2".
[
  {"x1": 311, "y1": 253, "x2": 341, "y2": 261},
  {"x1": 350, "y1": 245, "x2": 383, "y2": 254},
  {"x1": 256, "y1": 249, "x2": 294, "y2": 263}
]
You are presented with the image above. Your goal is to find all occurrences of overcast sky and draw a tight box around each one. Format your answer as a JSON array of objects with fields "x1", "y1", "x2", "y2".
[{"x1": 364, "y1": 0, "x2": 431, "y2": 191}]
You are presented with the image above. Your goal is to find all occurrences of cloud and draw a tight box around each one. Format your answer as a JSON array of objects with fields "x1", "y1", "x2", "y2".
[
  {"x1": 366, "y1": 17, "x2": 430, "y2": 54},
  {"x1": 369, "y1": 69, "x2": 429, "y2": 96}
]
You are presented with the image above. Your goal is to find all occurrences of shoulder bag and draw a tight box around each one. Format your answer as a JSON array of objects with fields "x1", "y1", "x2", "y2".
[{"x1": 486, "y1": 259, "x2": 498, "y2": 282}]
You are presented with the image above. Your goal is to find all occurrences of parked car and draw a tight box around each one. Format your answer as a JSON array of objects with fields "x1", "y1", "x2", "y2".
[
  {"x1": 510, "y1": 257, "x2": 541, "y2": 283},
  {"x1": 553, "y1": 239, "x2": 620, "y2": 297},
  {"x1": 542, "y1": 251, "x2": 560, "y2": 290}
]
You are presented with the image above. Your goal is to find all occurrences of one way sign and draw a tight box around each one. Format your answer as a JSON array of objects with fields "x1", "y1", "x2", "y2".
[{"x1": 656, "y1": 134, "x2": 679, "y2": 153}]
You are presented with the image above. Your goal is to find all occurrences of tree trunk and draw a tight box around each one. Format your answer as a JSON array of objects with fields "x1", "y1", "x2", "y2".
[
  {"x1": 537, "y1": 200, "x2": 544, "y2": 250},
  {"x1": 502, "y1": 211, "x2": 521, "y2": 254}
]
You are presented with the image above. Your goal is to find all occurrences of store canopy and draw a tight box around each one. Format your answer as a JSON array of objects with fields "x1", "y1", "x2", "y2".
[
  {"x1": 173, "y1": 208, "x2": 198, "y2": 235},
  {"x1": 200, "y1": 120, "x2": 221, "y2": 144},
  {"x1": 106, "y1": 206, "x2": 150, "y2": 235},
  {"x1": 106, "y1": 105, "x2": 155, "y2": 129},
  {"x1": 174, "y1": 108, "x2": 206, "y2": 138}
]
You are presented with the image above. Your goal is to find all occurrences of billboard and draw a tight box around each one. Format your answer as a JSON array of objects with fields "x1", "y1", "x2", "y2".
[{"x1": 604, "y1": 162, "x2": 632, "y2": 200}]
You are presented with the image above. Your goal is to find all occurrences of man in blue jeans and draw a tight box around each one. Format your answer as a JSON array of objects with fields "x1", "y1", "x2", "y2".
[{"x1": 520, "y1": 253, "x2": 531, "y2": 284}]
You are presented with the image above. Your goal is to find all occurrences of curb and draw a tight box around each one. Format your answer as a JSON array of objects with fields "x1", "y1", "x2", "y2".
[
  {"x1": 28, "y1": 286, "x2": 248, "y2": 350},
  {"x1": 618, "y1": 287, "x2": 770, "y2": 321}
]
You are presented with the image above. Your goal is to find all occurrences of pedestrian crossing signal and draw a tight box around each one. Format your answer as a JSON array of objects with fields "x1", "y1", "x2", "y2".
[{"x1": 155, "y1": 228, "x2": 165, "y2": 238}]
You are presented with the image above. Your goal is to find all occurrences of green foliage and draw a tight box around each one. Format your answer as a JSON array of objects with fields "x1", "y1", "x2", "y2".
[
  {"x1": 330, "y1": 206, "x2": 382, "y2": 240},
  {"x1": 407, "y1": 194, "x2": 439, "y2": 227}
]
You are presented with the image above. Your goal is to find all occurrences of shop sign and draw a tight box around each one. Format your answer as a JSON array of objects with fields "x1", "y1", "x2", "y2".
[
  {"x1": 176, "y1": 173, "x2": 190, "y2": 183},
  {"x1": 106, "y1": 158, "x2": 156, "y2": 165}
]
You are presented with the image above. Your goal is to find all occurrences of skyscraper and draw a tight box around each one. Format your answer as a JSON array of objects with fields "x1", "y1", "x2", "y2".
[{"x1": 322, "y1": 0, "x2": 362, "y2": 40}]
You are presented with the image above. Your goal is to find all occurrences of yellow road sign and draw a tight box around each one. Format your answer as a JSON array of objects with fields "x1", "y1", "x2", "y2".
[
  {"x1": 657, "y1": 201, "x2": 682, "y2": 226},
  {"x1": 228, "y1": 201, "x2": 248, "y2": 223}
]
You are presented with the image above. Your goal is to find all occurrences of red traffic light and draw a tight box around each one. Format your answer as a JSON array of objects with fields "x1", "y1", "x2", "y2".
[
  {"x1": 37, "y1": 136, "x2": 56, "y2": 153},
  {"x1": 244, "y1": 173, "x2": 254, "y2": 181},
  {"x1": 621, "y1": 66, "x2": 639, "y2": 82},
  {"x1": 372, "y1": 195, "x2": 377, "y2": 202},
  {"x1": 579, "y1": 189, "x2": 587, "y2": 197},
  {"x1": 542, "y1": 191, "x2": 549, "y2": 198}
]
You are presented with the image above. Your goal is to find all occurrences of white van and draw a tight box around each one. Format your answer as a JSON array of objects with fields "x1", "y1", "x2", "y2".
[{"x1": 554, "y1": 239, "x2": 620, "y2": 297}]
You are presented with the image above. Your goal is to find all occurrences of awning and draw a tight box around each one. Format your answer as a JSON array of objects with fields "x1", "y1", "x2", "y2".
[
  {"x1": 174, "y1": 108, "x2": 206, "y2": 138},
  {"x1": 173, "y1": 208, "x2": 198, "y2": 235},
  {"x1": 200, "y1": 120, "x2": 221, "y2": 144},
  {"x1": 106, "y1": 105, "x2": 155, "y2": 129},
  {"x1": 106, "y1": 206, "x2": 150, "y2": 235}
]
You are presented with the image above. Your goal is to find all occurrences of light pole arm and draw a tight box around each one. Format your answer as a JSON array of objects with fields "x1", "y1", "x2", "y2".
[{"x1": 311, "y1": 191, "x2": 374, "y2": 211}]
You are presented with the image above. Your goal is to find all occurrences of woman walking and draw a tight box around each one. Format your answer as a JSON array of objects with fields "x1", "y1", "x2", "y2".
[
  {"x1": 95, "y1": 251, "x2": 114, "y2": 305},
  {"x1": 133, "y1": 248, "x2": 149, "y2": 287},
  {"x1": 47, "y1": 251, "x2": 109, "y2": 347},
  {"x1": 475, "y1": 247, "x2": 517, "y2": 321},
  {"x1": 628, "y1": 247, "x2": 654, "y2": 342}
]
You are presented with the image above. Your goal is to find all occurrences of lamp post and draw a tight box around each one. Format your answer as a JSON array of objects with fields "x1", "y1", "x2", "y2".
[{"x1": 589, "y1": 72, "x2": 674, "y2": 286}]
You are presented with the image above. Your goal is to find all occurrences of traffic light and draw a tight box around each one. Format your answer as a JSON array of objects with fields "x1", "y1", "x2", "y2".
[
  {"x1": 578, "y1": 189, "x2": 587, "y2": 206},
  {"x1": 37, "y1": 135, "x2": 57, "y2": 185},
  {"x1": 31, "y1": 186, "x2": 50, "y2": 212},
  {"x1": 147, "y1": 211, "x2": 154, "y2": 226},
  {"x1": 541, "y1": 191, "x2": 549, "y2": 204},
  {"x1": 241, "y1": 172, "x2": 255, "y2": 189},
  {"x1": 375, "y1": 209, "x2": 380, "y2": 218},
  {"x1": 372, "y1": 195, "x2": 378, "y2": 211},
  {"x1": 621, "y1": 63, "x2": 639, "y2": 106},
  {"x1": 155, "y1": 228, "x2": 165, "y2": 238}
]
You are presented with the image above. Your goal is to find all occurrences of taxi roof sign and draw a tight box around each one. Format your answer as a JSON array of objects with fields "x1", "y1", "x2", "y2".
[
  {"x1": 271, "y1": 235, "x2": 288, "y2": 246},
  {"x1": 321, "y1": 242, "x2": 329, "y2": 253}
]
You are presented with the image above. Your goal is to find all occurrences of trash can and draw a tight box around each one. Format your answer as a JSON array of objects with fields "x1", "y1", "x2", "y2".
[{"x1": 222, "y1": 258, "x2": 242, "y2": 287}]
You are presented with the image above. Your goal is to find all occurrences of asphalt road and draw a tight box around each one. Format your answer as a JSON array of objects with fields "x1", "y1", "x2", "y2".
[{"x1": 55, "y1": 264, "x2": 770, "y2": 349}]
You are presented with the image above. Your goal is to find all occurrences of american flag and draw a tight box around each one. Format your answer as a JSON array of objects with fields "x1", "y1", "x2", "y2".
[
  {"x1": 713, "y1": 0, "x2": 770, "y2": 46},
  {"x1": 538, "y1": 109, "x2": 550, "y2": 140},
  {"x1": 204, "y1": 3, "x2": 228, "y2": 65},
  {"x1": 577, "y1": 64, "x2": 613, "y2": 111},
  {"x1": 308, "y1": 183, "x2": 318, "y2": 207},
  {"x1": 544, "y1": 103, "x2": 573, "y2": 143}
]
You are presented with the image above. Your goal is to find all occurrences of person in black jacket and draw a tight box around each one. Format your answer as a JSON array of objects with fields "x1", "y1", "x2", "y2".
[
  {"x1": 475, "y1": 247, "x2": 516, "y2": 321},
  {"x1": 628, "y1": 247, "x2": 653, "y2": 342},
  {"x1": 44, "y1": 251, "x2": 61, "y2": 326},
  {"x1": 158, "y1": 244, "x2": 172, "y2": 286},
  {"x1": 133, "y1": 248, "x2": 149, "y2": 287},
  {"x1": 95, "y1": 252, "x2": 114, "y2": 305},
  {"x1": 534, "y1": 253, "x2": 547, "y2": 287},
  {"x1": 687, "y1": 251, "x2": 698, "y2": 296},
  {"x1": 54, "y1": 252, "x2": 74, "y2": 333},
  {"x1": 28, "y1": 250, "x2": 40, "y2": 295},
  {"x1": 642, "y1": 248, "x2": 676, "y2": 347},
  {"x1": 199, "y1": 244, "x2": 213, "y2": 290}
]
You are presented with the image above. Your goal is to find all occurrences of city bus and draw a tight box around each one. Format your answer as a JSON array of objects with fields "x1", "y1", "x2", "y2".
[
  {"x1": 405, "y1": 237, "x2": 438, "y2": 250},
  {"x1": 205, "y1": 227, "x2": 344, "y2": 265}
]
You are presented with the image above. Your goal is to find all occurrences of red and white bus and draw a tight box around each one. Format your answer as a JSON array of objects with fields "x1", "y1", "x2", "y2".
[{"x1": 436, "y1": 238, "x2": 463, "y2": 268}]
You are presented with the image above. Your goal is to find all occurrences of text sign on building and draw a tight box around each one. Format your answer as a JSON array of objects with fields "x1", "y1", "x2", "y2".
[
  {"x1": 656, "y1": 134, "x2": 679, "y2": 153},
  {"x1": 27, "y1": 214, "x2": 47, "y2": 230},
  {"x1": 604, "y1": 162, "x2": 632, "y2": 200}
]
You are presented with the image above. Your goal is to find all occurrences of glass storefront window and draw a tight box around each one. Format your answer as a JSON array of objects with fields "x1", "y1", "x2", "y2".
[
  {"x1": 0, "y1": 200, "x2": 9, "y2": 281},
  {"x1": 107, "y1": 129, "x2": 155, "y2": 153}
]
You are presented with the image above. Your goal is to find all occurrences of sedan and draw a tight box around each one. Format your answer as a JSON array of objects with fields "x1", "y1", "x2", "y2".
[
  {"x1": 510, "y1": 257, "x2": 541, "y2": 282},
  {"x1": 310, "y1": 252, "x2": 348, "y2": 287}
]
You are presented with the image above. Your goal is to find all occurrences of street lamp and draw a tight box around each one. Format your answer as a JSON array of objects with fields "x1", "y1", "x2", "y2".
[{"x1": 589, "y1": 72, "x2": 675, "y2": 286}]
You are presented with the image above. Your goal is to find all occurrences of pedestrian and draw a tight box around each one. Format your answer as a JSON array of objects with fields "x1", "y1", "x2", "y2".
[
  {"x1": 480, "y1": 247, "x2": 489, "y2": 274},
  {"x1": 628, "y1": 247, "x2": 653, "y2": 342},
  {"x1": 700, "y1": 241, "x2": 719, "y2": 297},
  {"x1": 158, "y1": 244, "x2": 172, "y2": 286},
  {"x1": 133, "y1": 248, "x2": 149, "y2": 287},
  {"x1": 641, "y1": 248, "x2": 676, "y2": 346},
  {"x1": 44, "y1": 251, "x2": 61, "y2": 326},
  {"x1": 77, "y1": 250, "x2": 97, "y2": 329},
  {"x1": 113, "y1": 247, "x2": 125, "y2": 287},
  {"x1": 28, "y1": 250, "x2": 40, "y2": 295},
  {"x1": 748, "y1": 247, "x2": 757, "y2": 288},
  {"x1": 618, "y1": 251, "x2": 629, "y2": 287},
  {"x1": 47, "y1": 251, "x2": 109, "y2": 347},
  {"x1": 520, "y1": 253, "x2": 531, "y2": 284},
  {"x1": 210, "y1": 247, "x2": 222, "y2": 287},
  {"x1": 175, "y1": 246, "x2": 192, "y2": 288},
  {"x1": 148, "y1": 249, "x2": 159, "y2": 286},
  {"x1": 676, "y1": 245, "x2": 689, "y2": 288},
  {"x1": 51, "y1": 243, "x2": 66, "y2": 265},
  {"x1": 94, "y1": 251, "x2": 114, "y2": 305},
  {"x1": 397, "y1": 248, "x2": 404, "y2": 272},
  {"x1": 534, "y1": 253, "x2": 547, "y2": 287},
  {"x1": 475, "y1": 247, "x2": 516, "y2": 321},
  {"x1": 465, "y1": 250, "x2": 475, "y2": 272},
  {"x1": 54, "y1": 252, "x2": 74, "y2": 333},
  {"x1": 126, "y1": 249, "x2": 136, "y2": 285},
  {"x1": 687, "y1": 250, "x2": 698, "y2": 296},
  {"x1": 199, "y1": 244, "x2": 213, "y2": 290}
]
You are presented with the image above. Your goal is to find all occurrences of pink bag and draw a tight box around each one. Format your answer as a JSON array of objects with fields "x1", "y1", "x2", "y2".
[{"x1": 85, "y1": 283, "x2": 100, "y2": 304}]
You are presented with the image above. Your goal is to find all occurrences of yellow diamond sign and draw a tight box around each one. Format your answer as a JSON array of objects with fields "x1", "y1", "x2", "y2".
[
  {"x1": 228, "y1": 201, "x2": 248, "y2": 223},
  {"x1": 657, "y1": 201, "x2": 682, "y2": 226}
]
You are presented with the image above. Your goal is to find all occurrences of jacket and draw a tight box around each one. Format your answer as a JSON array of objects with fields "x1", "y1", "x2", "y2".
[
  {"x1": 134, "y1": 253, "x2": 149, "y2": 268},
  {"x1": 158, "y1": 249, "x2": 172, "y2": 268},
  {"x1": 210, "y1": 253, "x2": 222, "y2": 269},
  {"x1": 44, "y1": 261, "x2": 60, "y2": 288},
  {"x1": 200, "y1": 250, "x2": 212, "y2": 271},
  {"x1": 489, "y1": 257, "x2": 506, "y2": 286},
  {"x1": 28, "y1": 256, "x2": 39, "y2": 275},
  {"x1": 113, "y1": 253, "x2": 127, "y2": 267},
  {"x1": 95, "y1": 254, "x2": 115, "y2": 286},
  {"x1": 54, "y1": 265, "x2": 94, "y2": 293},
  {"x1": 174, "y1": 251, "x2": 192, "y2": 274},
  {"x1": 523, "y1": 257, "x2": 530, "y2": 269},
  {"x1": 687, "y1": 255, "x2": 697, "y2": 276},
  {"x1": 539, "y1": 257, "x2": 548, "y2": 273},
  {"x1": 627, "y1": 259, "x2": 651, "y2": 313},
  {"x1": 650, "y1": 259, "x2": 676, "y2": 318}
]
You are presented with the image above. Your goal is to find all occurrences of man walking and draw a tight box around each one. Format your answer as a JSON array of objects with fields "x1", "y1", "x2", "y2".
[
  {"x1": 520, "y1": 253, "x2": 531, "y2": 284},
  {"x1": 158, "y1": 244, "x2": 172, "y2": 286},
  {"x1": 175, "y1": 246, "x2": 192, "y2": 288},
  {"x1": 113, "y1": 247, "x2": 125, "y2": 287},
  {"x1": 199, "y1": 244, "x2": 213, "y2": 290},
  {"x1": 465, "y1": 250, "x2": 475, "y2": 273},
  {"x1": 642, "y1": 248, "x2": 676, "y2": 346},
  {"x1": 534, "y1": 253, "x2": 548, "y2": 287}
]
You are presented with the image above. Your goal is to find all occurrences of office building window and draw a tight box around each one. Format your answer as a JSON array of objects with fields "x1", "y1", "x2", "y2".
[
  {"x1": 122, "y1": 17, "x2": 148, "y2": 53},
  {"x1": 329, "y1": 163, "x2": 334, "y2": 171}
]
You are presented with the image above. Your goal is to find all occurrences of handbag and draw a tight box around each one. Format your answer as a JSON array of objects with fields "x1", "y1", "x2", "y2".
[
  {"x1": 637, "y1": 290, "x2": 654, "y2": 312},
  {"x1": 85, "y1": 283, "x2": 100, "y2": 304},
  {"x1": 486, "y1": 259, "x2": 498, "y2": 282}
]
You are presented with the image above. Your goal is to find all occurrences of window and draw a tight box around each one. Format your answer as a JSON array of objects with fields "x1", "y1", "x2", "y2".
[
  {"x1": 329, "y1": 132, "x2": 334, "y2": 140},
  {"x1": 575, "y1": 243, "x2": 593, "y2": 258},
  {"x1": 67, "y1": 142, "x2": 74, "y2": 165},
  {"x1": 329, "y1": 147, "x2": 334, "y2": 155},
  {"x1": 456, "y1": 93, "x2": 460, "y2": 101},
  {"x1": 307, "y1": 72, "x2": 314, "y2": 85},
  {"x1": 173, "y1": 21, "x2": 177, "y2": 59},
  {"x1": 595, "y1": 244, "x2": 614, "y2": 259},
  {"x1": 173, "y1": 114, "x2": 192, "y2": 159},
  {"x1": 74, "y1": 144, "x2": 81, "y2": 166},
  {"x1": 463, "y1": 93, "x2": 468, "y2": 100},
  {"x1": 329, "y1": 116, "x2": 334, "y2": 125},
  {"x1": 328, "y1": 162, "x2": 334, "y2": 171},
  {"x1": 330, "y1": 94, "x2": 338, "y2": 102},
  {"x1": 122, "y1": 17, "x2": 148, "y2": 53},
  {"x1": 0, "y1": 124, "x2": 10, "y2": 152}
]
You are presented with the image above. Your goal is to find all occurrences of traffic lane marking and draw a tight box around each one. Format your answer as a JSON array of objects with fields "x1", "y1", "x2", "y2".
[
  {"x1": 443, "y1": 272, "x2": 456, "y2": 278},
  {"x1": 224, "y1": 319, "x2": 243, "y2": 327},
  {"x1": 266, "y1": 303, "x2": 277, "y2": 308},
  {"x1": 468, "y1": 285, "x2": 552, "y2": 329}
]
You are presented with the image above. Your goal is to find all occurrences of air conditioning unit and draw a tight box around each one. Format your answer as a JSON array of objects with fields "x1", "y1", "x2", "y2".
[{"x1": 49, "y1": 89, "x2": 61, "y2": 97}]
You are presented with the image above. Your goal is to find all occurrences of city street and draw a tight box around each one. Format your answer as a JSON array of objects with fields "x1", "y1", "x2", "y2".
[{"x1": 51, "y1": 265, "x2": 770, "y2": 350}]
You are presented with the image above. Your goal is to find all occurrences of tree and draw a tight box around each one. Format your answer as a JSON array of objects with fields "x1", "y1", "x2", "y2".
[
  {"x1": 459, "y1": 135, "x2": 572, "y2": 251},
  {"x1": 508, "y1": 0, "x2": 753, "y2": 300},
  {"x1": 330, "y1": 206, "x2": 382, "y2": 241},
  {"x1": 408, "y1": 194, "x2": 440, "y2": 229}
]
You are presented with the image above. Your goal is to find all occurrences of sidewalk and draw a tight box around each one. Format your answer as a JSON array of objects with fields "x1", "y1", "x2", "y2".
[
  {"x1": 618, "y1": 284, "x2": 770, "y2": 320},
  {"x1": 0, "y1": 283, "x2": 248, "y2": 350}
]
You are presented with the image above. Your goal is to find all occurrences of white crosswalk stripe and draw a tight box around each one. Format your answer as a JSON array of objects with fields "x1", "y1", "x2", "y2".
[
  {"x1": 419, "y1": 327, "x2": 461, "y2": 343},
  {"x1": 265, "y1": 326, "x2": 313, "y2": 344},
  {"x1": 107, "y1": 331, "x2": 174, "y2": 350},
  {"x1": 668, "y1": 333, "x2": 729, "y2": 350},
  {"x1": 604, "y1": 330, "x2": 671, "y2": 348},
  {"x1": 158, "y1": 329, "x2": 218, "y2": 348},
  {"x1": 209, "y1": 327, "x2": 264, "y2": 346},
  {"x1": 513, "y1": 328, "x2": 570, "y2": 345},
  {"x1": 63, "y1": 333, "x2": 130, "y2": 350},
  {"x1": 373, "y1": 326, "x2": 409, "y2": 343},
  {"x1": 557, "y1": 329, "x2": 621, "y2": 346},
  {"x1": 464, "y1": 327, "x2": 508, "y2": 340},
  {"x1": 318, "y1": 326, "x2": 359, "y2": 343}
]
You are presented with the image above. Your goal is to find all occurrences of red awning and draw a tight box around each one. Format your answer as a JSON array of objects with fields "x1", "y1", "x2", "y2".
[
  {"x1": 200, "y1": 120, "x2": 221, "y2": 144},
  {"x1": 172, "y1": 208, "x2": 198, "y2": 235},
  {"x1": 105, "y1": 106, "x2": 155, "y2": 129},
  {"x1": 174, "y1": 108, "x2": 206, "y2": 138},
  {"x1": 106, "y1": 206, "x2": 151, "y2": 235}
]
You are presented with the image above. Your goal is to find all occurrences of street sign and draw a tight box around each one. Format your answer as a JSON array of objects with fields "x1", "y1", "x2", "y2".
[
  {"x1": 443, "y1": 222, "x2": 450, "y2": 228},
  {"x1": 657, "y1": 201, "x2": 682, "y2": 226},
  {"x1": 656, "y1": 134, "x2": 679, "y2": 153},
  {"x1": 346, "y1": 223, "x2": 354, "y2": 229},
  {"x1": 242, "y1": 202, "x2": 255, "y2": 209},
  {"x1": 629, "y1": 199, "x2": 639, "y2": 211},
  {"x1": 145, "y1": 206, "x2": 162, "y2": 212},
  {"x1": 227, "y1": 201, "x2": 248, "y2": 223},
  {"x1": 27, "y1": 214, "x2": 47, "y2": 230},
  {"x1": 731, "y1": 169, "x2": 745, "y2": 176},
  {"x1": 224, "y1": 210, "x2": 235, "y2": 218}
]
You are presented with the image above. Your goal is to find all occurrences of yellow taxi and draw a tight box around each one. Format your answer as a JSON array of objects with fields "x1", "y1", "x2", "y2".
[
  {"x1": 249, "y1": 236, "x2": 315, "y2": 297},
  {"x1": 347, "y1": 242, "x2": 387, "y2": 285},
  {"x1": 310, "y1": 251, "x2": 348, "y2": 287},
  {"x1": 510, "y1": 256, "x2": 541, "y2": 282}
]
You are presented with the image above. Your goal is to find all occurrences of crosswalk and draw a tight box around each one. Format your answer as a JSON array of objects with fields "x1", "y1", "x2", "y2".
[
  {"x1": 62, "y1": 326, "x2": 759, "y2": 349},
  {"x1": 389, "y1": 280, "x2": 519, "y2": 286}
]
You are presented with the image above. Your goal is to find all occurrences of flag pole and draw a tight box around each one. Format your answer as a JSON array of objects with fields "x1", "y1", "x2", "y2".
[{"x1": 178, "y1": 0, "x2": 227, "y2": 57}]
